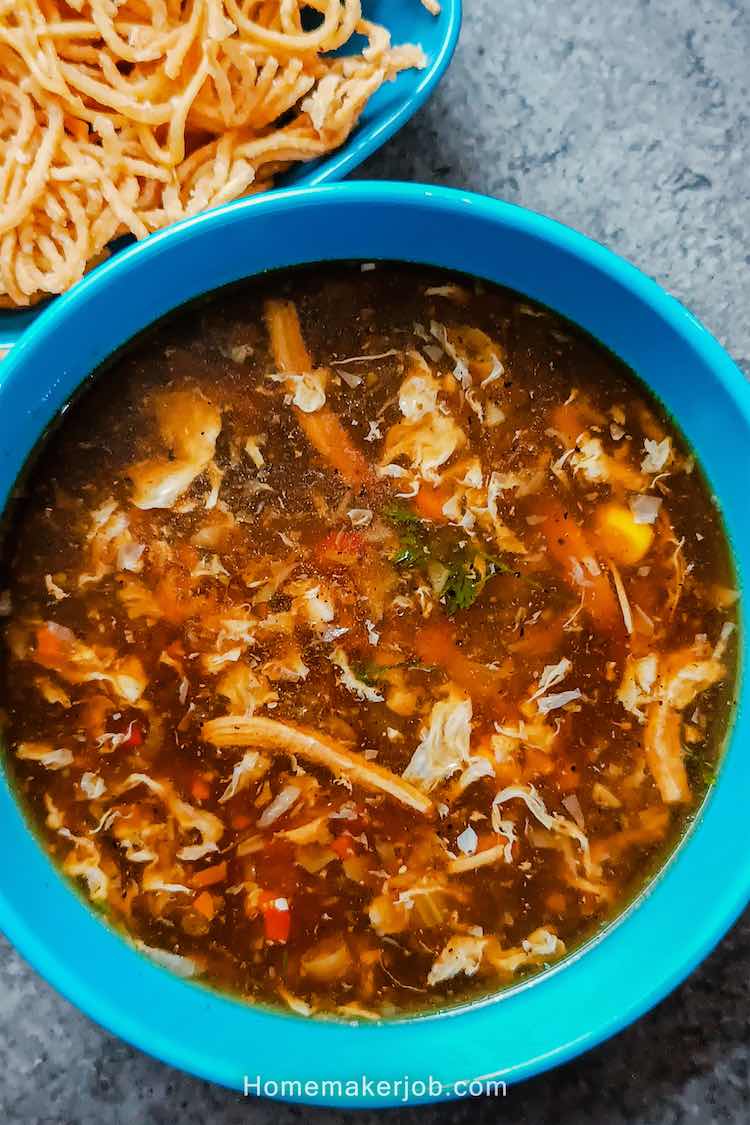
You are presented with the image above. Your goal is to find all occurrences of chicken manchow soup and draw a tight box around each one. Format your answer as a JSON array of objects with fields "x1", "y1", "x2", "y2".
[{"x1": 0, "y1": 264, "x2": 738, "y2": 1019}]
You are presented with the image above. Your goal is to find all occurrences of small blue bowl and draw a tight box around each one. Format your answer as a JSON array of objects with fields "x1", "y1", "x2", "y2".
[
  {"x1": 0, "y1": 183, "x2": 747, "y2": 1107},
  {"x1": 0, "y1": 0, "x2": 461, "y2": 350}
]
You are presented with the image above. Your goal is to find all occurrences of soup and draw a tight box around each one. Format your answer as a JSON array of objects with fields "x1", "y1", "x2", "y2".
[{"x1": 0, "y1": 265, "x2": 738, "y2": 1019}]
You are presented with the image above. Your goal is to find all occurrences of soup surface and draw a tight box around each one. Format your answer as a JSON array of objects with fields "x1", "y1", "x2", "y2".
[{"x1": 0, "y1": 265, "x2": 738, "y2": 1018}]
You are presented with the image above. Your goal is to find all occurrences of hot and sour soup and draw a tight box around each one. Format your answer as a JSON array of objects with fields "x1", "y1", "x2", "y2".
[{"x1": 0, "y1": 265, "x2": 738, "y2": 1018}]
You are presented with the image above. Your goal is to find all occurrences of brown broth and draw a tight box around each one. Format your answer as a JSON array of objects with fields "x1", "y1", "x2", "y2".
[{"x1": 0, "y1": 264, "x2": 738, "y2": 1019}]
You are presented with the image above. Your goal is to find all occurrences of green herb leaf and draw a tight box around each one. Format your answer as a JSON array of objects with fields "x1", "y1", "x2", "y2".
[
  {"x1": 392, "y1": 536, "x2": 429, "y2": 568},
  {"x1": 483, "y1": 553, "x2": 511, "y2": 576},
  {"x1": 382, "y1": 501, "x2": 421, "y2": 526},
  {"x1": 383, "y1": 501, "x2": 431, "y2": 566},
  {"x1": 439, "y1": 551, "x2": 508, "y2": 615},
  {"x1": 353, "y1": 658, "x2": 435, "y2": 684},
  {"x1": 700, "y1": 759, "x2": 717, "y2": 787},
  {"x1": 352, "y1": 661, "x2": 379, "y2": 687},
  {"x1": 440, "y1": 564, "x2": 483, "y2": 614},
  {"x1": 383, "y1": 498, "x2": 509, "y2": 607},
  {"x1": 685, "y1": 745, "x2": 716, "y2": 788}
]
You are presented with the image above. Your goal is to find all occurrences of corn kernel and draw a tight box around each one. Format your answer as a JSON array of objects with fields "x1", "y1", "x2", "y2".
[{"x1": 594, "y1": 503, "x2": 654, "y2": 566}]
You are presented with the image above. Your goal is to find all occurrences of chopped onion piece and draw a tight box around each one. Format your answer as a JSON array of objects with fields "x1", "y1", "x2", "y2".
[
  {"x1": 629, "y1": 494, "x2": 662, "y2": 525},
  {"x1": 427, "y1": 935, "x2": 487, "y2": 985},
  {"x1": 641, "y1": 437, "x2": 671, "y2": 473},
  {"x1": 337, "y1": 369, "x2": 363, "y2": 389},
  {"x1": 134, "y1": 941, "x2": 198, "y2": 978},
  {"x1": 80, "y1": 772, "x2": 106, "y2": 799},
  {"x1": 714, "y1": 621, "x2": 735, "y2": 660},
  {"x1": 456, "y1": 825, "x2": 478, "y2": 855},
  {"x1": 530, "y1": 658, "x2": 572, "y2": 702},
  {"x1": 536, "y1": 689, "x2": 582, "y2": 714},
  {"x1": 610, "y1": 562, "x2": 634, "y2": 634},
  {"x1": 257, "y1": 784, "x2": 301, "y2": 828}
]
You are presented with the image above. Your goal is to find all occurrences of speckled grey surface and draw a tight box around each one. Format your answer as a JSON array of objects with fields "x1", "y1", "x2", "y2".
[{"x1": 2, "y1": 1, "x2": 749, "y2": 1122}]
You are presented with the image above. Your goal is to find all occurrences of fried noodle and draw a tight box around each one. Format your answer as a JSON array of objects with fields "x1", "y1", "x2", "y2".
[{"x1": 0, "y1": 0, "x2": 435, "y2": 305}]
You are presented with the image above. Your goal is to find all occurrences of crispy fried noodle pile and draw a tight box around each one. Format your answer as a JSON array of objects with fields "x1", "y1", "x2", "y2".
[{"x1": 0, "y1": 0, "x2": 437, "y2": 306}]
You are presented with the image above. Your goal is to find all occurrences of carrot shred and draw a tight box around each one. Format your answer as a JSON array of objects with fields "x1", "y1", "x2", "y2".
[
  {"x1": 550, "y1": 401, "x2": 601, "y2": 447},
  {"x1": 523, "y1": 747, "x2": 556, "y2": 777},
  {"x1": 263, "y1": 906, "x2": 291, "y2": 943},
  {"x1": 121, "y1": 721, "x2": 144, "y2": 748},
  {"x1": 414, "y1": 620, "x2": 505, "y2": 704},
  {"x1": 302, "y1": 411, "x2": 374, "y2": 491},
  {"x1": 413, "y1": 483, "x2": 452, "y2": 522},
  {"x1": 546, "y1": 891, "x2": 567, "y2": 913},
  {"x1": 510, "y1": 614, "x2": 566, "y2": 657},
  {"x1": 231, "y1": 813, "x2": 251, "y2": 830},
  {"x1": 264, "y1": 298, "x2": 313, "y2": 373},
  {"x1": 264, "y1": 299, "x2": 374, "y2": 490},
  {"x1": 191, "y1": 861, "x2": 227, "y2": 888},
  {"x1": 531, "y1": 497, "x2": 621, "y2": 632},
  {"x1": 314, "y1": 529, "x2": 366, "y2": 568},
  {"x1": 35, "y1": 624, "x2": 65, "y2": 664},
  {"x1": 330, "y1": 833, "x2": 355, "y2": 859},
  {"x1": 191, "y1": 776, "x2": 211, "y2": 801},
  {"x1": 193, "y1": 891, "x2": 216, "y2": 920}
]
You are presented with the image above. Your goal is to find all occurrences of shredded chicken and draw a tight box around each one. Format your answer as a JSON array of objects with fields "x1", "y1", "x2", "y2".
[
  {"x1": 219, "y1": 751, "x2": 271, "y2": 804},
  {"x1": 31, "y1": 621, "x2": 147, "y2": 703},
  {"x1": 16, "y1": 741, "x2": 72, "y2": 769},
  {"x1": 216, "y1": 664, "x2": 278, "y2": 716},
  {"x1": 402, "y1": 690, "x2": 472, "y2": 792},
  {"x1": 128, "y1": 390, "x2": 221, "y2": 509},
  {"x1": 427, "y1": 926, "x2": 565, "y2": 986},
  {"x1": 381, "y1": 411, "x2": 466, "y2": 484},
  {"x1": 492, "y1": 784, "x2": 594, "y2": 875},
  {"x1": 447, "y1": 844, "x2": 505, "y2": 874},
  {"x1": 427, "y1": 935, "x2": 487, "y2": 985},
  {"x1": 120, "y1": 773, "x2": 224, "y2": 856},
  {"x1": 618, "y1": 640, "x2": 725, "y2": 803},
  {"x1": 202, "y1": 715, "x2": 433, "y2": 816},
  {"x1": 59, "y1": 829, "x2": 111, "y2": 901}
]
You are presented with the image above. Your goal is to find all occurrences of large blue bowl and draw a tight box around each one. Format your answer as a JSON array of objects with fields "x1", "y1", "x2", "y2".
[{"x1": 0, "y1": 183, "x2": 747, "y2": 1107}]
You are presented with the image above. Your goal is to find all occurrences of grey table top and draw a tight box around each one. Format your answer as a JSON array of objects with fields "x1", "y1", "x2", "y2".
[{"x1": 2, "y1": 2, "x2": 749, "y2": 1122}]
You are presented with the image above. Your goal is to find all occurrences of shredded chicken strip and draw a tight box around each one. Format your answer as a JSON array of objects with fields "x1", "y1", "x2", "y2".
[
  {"x1": 645, "y1": 646, "x2": 725, "y2": 803},
  {"x1": 128, "y1": 390, "x2": 221, "y2": 510},
  {"x1": 202, "y1": 715, "x2": 433, "y2": 816},
  {"x1": 447, "y1": 844, "x2": 505, "y2": 874},
  {"x1": 120, "y1": 773, "x2": 224, "y2": 850},
  {"x1": 264, "y1": 299, "x2": 374, "y2": 490}
]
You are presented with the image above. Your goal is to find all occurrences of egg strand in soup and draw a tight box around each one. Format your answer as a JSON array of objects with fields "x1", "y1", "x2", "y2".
[{"x1": 0, "y1": 265, "x2": 738, "y2": 1019}]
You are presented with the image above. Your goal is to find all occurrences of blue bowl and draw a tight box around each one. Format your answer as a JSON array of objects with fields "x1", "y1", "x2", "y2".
[
  {"x1": 0, "y1": 183, "x2": 747, "y2": 1107},
  {"x1": 0, "y1": 0, "x2": 461, "y2": 351}
]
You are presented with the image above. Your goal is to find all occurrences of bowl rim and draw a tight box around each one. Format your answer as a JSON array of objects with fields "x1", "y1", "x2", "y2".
[{"x1": 0, "y1": 181, "x2": 747, "y2": 1108}]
